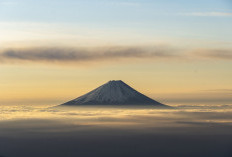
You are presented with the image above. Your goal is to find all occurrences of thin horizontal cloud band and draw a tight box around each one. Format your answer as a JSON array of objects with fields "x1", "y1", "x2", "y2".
[
  {"x1": 181, "y1": 12, "x2": 232, "y2": 17},
  {"x1": 0, "y1": 46, "x2": 179, "y2": 63},
  {"x1": 0, "y1": 46, "x2": 231, "y2": 65}
]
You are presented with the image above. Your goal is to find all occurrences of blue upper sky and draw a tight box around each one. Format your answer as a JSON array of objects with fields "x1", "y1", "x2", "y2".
[
  {"x1": 0, "y1": 0, "x2": 232, "y2": 47},
  {"x1": 0, "y1": 0, "x2": 231, "y2": 21}
]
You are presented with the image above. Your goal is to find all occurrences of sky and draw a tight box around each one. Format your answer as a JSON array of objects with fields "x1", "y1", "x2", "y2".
[{"x1": 0, "y1": 0, "x2": 232, "y2": 105}]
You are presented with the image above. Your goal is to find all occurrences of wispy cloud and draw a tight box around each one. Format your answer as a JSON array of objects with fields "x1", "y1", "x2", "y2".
[
  {"x1": 0, "y1": 46, "x2": 231, "y2": 66},
  {"x1": 109, "y1": 1, "x2": 140, "y2": 7},
  {"x1": 181, "y1": 12, "x2": 232, "y2": 17},
  {"x1": 201, "y1": 89, "x2": 232, "y2": 92},
  {"x1": 192, "y1": 49, "x2": 232, "y2": 60},
  {"x1": 0, "y1": 46, "x2": 179, "y2": 65},
  {"x1": 0, "y1": 1, "x2": 18, "y2": 6}
]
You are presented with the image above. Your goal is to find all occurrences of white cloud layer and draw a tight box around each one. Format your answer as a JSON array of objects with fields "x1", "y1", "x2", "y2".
[{"x1": 181, "y1": 12, "x2": 232, "y2": 17}]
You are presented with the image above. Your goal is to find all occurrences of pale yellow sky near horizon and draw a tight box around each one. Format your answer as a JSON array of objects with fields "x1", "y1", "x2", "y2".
[{"x1": 1, "y1": 59, "x2": 231, "y2": 105}]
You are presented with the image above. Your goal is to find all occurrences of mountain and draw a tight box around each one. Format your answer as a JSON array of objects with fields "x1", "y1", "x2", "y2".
[{"x1": 61, "y1": 80, "x2": 169, "y2": 107}]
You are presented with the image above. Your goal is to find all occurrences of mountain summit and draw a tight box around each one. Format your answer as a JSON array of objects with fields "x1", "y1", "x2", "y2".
[{"x1": 61, "y1": 80, "x2": 169, "y2": 107}]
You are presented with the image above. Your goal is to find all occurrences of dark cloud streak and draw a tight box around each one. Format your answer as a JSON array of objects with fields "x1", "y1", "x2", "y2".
[
  {"x1": 0, "y1": 46, "x2": 178, "y2": 64},
  {"x1": 0, "y1": 47, "x2": 232, "y2": 65}
]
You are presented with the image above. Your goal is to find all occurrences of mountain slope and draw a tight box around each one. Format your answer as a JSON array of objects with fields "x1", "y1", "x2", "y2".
[{"x1": 61, "y1": 80, "x2": 169, "y2": 107}]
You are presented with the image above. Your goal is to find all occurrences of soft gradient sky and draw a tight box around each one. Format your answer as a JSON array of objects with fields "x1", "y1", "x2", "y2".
[{"x1": 0, "y1": 0, "x2": 232, "y2": 105}]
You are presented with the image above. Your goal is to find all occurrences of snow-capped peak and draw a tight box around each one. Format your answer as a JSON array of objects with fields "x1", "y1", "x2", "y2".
[{"x1": 61, "y1": 80, "x2": 168, "y2": 107}]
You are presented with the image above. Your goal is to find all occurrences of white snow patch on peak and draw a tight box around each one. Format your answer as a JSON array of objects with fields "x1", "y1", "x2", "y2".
[{"x1": 73, "y1": 80, "x2": 139, "y2": 103}]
